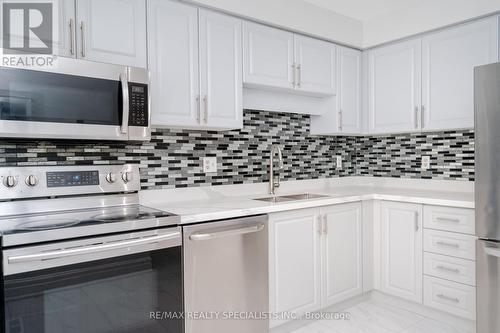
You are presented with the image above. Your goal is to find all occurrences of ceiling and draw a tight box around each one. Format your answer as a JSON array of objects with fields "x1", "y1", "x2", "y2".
[{"x1": 301, "y1": 0, "x2": 418, "y2": 21}]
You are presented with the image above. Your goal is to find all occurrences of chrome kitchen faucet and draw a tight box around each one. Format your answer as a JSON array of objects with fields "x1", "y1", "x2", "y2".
[{"x1": 269, "y1": 145, "x2": 284, "y2": 195}]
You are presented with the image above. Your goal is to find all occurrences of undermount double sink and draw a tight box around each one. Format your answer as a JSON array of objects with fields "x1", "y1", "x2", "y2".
[{"x1": 254, "y1": 193, "x2": 329, "y2": 203}]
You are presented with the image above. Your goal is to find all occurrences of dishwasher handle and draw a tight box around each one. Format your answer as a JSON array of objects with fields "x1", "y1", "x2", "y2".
[{"x1": 189, "y1": 223, "x2": 265, "y2": 241}]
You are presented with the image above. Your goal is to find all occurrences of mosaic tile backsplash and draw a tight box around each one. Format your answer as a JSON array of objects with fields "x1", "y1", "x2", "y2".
[{"x1": 0, "y1": 110, "x2": 474, "y2": 189}]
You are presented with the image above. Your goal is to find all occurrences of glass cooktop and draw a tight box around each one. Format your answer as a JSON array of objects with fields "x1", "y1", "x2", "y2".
[{"x1": 0, "y1": 204, "x2": 179, "y2": 247}]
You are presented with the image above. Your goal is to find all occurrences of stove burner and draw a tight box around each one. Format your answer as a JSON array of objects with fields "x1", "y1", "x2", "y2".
[
  {"x1": 17, "y1": 218, "x2": 80, "y2": 231},
  {"x1": 92, "y1": 207, "x2": 153, "y2": 222}
]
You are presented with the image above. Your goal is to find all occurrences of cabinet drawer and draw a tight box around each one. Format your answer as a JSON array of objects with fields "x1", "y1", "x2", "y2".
[
  {"x1": 423, "y1": 206, "x2": 475, "y2": 235},
  {"x1": 424, "y1": 230, "x2": 476, "y2": 260},
  {"x1": 424, "y1": 252, "x2": 475, "y2": 286},
  {"x1": 424, "y1": 276, "x2": 476, "y2": 320}
]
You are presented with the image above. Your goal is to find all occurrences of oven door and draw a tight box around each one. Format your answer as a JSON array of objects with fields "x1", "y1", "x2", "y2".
[
  {"x1": 1, "y1": 227, "x2": 182, "y2": 333},
  {"x1": 0, "y1": 57, "x2": 148, "y2": 141}
]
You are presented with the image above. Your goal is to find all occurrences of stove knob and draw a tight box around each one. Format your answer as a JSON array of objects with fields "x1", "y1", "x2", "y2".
[
  {"x1": 3, "y1": 175, "x2": 17, "y2": 188},
  {"x1": 122, "y1": 171, "x2": 132, "y2": 183},
  {"x1": 105, "y1": 173, "x2": 117, "y2": 183},
  {"x1": 25, "y1": 175, "x2": 38, "y2": 187}
]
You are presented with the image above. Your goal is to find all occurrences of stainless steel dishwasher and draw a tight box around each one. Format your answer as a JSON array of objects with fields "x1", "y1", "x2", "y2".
[{"x1": 183, "y1": 215, "x2": 269, "y2": 333}]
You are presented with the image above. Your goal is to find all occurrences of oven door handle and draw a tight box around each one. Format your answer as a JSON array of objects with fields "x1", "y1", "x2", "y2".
[
  {"x1": 120, "y1": 70, "x2": 130, "y2": 134},
  {"x1": 7, "y1": 231, "x2": 181, "y2": 264}
]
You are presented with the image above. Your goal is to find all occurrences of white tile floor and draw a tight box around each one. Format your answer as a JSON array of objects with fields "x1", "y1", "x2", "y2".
[{"x1": 286, "y1": 300, "x2": 471, "y2": 333}]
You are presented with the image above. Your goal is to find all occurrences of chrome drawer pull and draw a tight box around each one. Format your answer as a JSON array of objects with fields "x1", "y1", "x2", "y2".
[
  {"x1": 436, "y1": 241, "x2": 460, "y2": 248},
  {"x1": 436, "y1": 217, "x2": 461, "y2": 223},
  {"x1": 436, "y1": 265, "x2": 460, "y2": 274},
  {"x1": 437, "y1": 294, "x2": 460, "y2": 303}
]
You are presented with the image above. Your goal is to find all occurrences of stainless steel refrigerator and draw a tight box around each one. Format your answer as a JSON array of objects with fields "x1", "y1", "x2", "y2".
[{"x1": 475, "y1": 62, "x2": 500, "y2": 333}]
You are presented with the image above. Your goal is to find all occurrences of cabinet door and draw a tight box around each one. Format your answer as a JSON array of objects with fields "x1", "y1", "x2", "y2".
[
  {"x1": 368, "y1": 39, "x2": 421, "y2": 134},
  {"x1": 0, "y1": 0, "x2": 75, "y2": 57},
  {"x1": 321, "y1": 202, "x2": 363, "y2": 307},
  {"x1": 422, "y1": 17, "x2": 498, "y2": 130},
  {"x1": 294, "y1": 35, "x2": 336, "y2": 96},
  {"x1": 199, "y1": 10, "x2": 243, "y2": 129},
  {"x1": 148, "y1": 0, "x2": 200, "y2": 127},
  {"x1": 269, "y1": 209, "x2": 321, "y2": 328},
  {"x1": 76, "y1": 0, "x2": 147, "y2": 67},
  {"x1": 380, "y1": 201, "x2": 423, "y2": 303},
  {"x1": 338, "y1": 47, "x2": 362, "y2": 133},
  {"x1": 243, "y1": 22, "x2": 294, "y2": 90}
]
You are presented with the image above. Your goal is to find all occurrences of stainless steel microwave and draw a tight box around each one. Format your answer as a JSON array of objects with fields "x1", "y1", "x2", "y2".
[{"x1": 0, "y1": 58, "x2": 151, "y2": 141}]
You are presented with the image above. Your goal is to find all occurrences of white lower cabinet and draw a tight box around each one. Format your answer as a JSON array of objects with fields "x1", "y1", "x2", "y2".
[
  {"x1": 268, "y1": 202, "x2": 363, "y2": 327},
  {"x1": 423, "y1": 276, "x2": 476, "y2": 320},
  {"x1": 379, "y1": 201, "x2": 423, "y2": 303},
  {"x1": 269, "y1": 208, "x2": 322, "y2": 328},
  {"x1": 322, "y1": 203, "x2": 363, "y2": 306}
]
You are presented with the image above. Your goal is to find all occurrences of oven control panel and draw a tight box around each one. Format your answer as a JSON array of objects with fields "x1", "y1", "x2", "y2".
[
  {"x1": 0, "y1": 165, "x2": 140, "y2": 200},
  {"x1": 129, "y1": 83, "x2": 148, "y2": 127},
  {"x1": 46, "y1": 171, "x2": 100, "y2": 188}
]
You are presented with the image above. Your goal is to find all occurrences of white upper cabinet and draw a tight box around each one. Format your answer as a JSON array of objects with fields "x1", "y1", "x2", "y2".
[
  {"x1": 421, "y1": 17, "x2": 498, "y2": 131},
  {"x1": 0, "y1": 0, "x2": 75, "y2": 57},
  {"x1": 243, "y1": 22, "x2": 295, "y2": 90},
  {"x1": 294, "y1": 35, "x2": 336, "y2": 95},
  {"x1": 148, "y1": 1, "x2": 242, "y2": 130},
  {"x1": 76, "y1": 0, "x2": 147, "y2": 68},
  {"x1": 368, "y1": 39, "x2": 422, "y2": 134},
  {"x1": 338, "y1": 47, "x2": 362, "y2": 133},
  {"x1": 148, "y1": 0, "x2": 199, "y2": 127},
  {"x1": 243, "y1": 22, "x2": 337, "y2": 96},
  {"x1": 380, "y1": 201, "x2": 423, "y2": 303},
  {"x1": 199, "y1": 10, "x2": 243, "y2": 129},
  {"x1": 321, "y1": 203, "x2": 363, "y2": 306}
]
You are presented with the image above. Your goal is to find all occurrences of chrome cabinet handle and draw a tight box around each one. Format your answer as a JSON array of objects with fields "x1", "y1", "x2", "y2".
[
  {"x1": 196, "y1": 95, "x2": 201, "y2": 122},
  {"x1": 437, "y1": 294, "x2": 460, "y2": 303},
  {"x1": 436, "y1": 265, "x2": 460, "y2": 274},
  {"x1": 414, "y1": 106, "x2": 419, "y2": 128},
  {"x1": 339, "y1": 110, "x2": 344, "y2": 131},
  {"x1": 317, "y1": 216, "x2": 323, "y2": 235},
  {"x1": 436, "y1": 217, "x2": 460, "y2": 223},
  {"x1": 436, "y1": 241, "x2": 460, "y2": 248},
  {"x1": 80, "y1": 21, "x2": 85, "y2": 57},
  {"x1": 291, "y1": 64, "x2": 296, "y2": 87},
  {"x1": 69, "y1": 19, "x2": 74, "y2": 55},
  {"x1": 120, "y1": 71, "x2": 129, "y2": 134},
  {"x1": 421, "y1": 105, "x2": 425, "y2": 128},
  {"x1": 323, "y1": 214, "x2": 328, "y2": 235},
  {"x1": 203, "y1": 95, "x2": 208, "y2": 123},
  {"x1": 190, "y1": 223, "x2": 264, "y2": 241},
  {"x1": 297, "y1": 64, "x2": 302, "y2": 88},
  {"x1": 8, "y1": 231, "x2": 181, "y2": 263}
]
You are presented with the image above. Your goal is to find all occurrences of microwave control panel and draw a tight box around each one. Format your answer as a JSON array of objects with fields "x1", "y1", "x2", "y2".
[{"x1": 129, "y1": 83, "x2": 148, "y2": 127}]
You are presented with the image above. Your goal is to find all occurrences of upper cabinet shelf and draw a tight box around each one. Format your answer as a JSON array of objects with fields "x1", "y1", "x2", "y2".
[
  {"x1": 367, "y1": 17, "x2": 499, "y2": 134},
  {"x1": 243, "y1": 22, "x2": 337, "y2": 97}
]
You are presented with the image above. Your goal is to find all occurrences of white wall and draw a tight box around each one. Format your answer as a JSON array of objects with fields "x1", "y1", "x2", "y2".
[
  {"x1": 363, "y1": 0, "x2": 500, "y2": 47},
  {"x1": 184, "y1": 0, "x2": 364, "y2": 48}
]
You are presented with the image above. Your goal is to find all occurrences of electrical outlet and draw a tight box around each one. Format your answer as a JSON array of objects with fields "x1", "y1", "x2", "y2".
[
  {"x1": 202, "y1": 157, "x2": 217, "y2": 173},
  {"x1": 336, "y1": 156, "x2": 342, "y2": 170},
  {"x1": 421, "y1": 156, "x2": 431, "y2": 170}
]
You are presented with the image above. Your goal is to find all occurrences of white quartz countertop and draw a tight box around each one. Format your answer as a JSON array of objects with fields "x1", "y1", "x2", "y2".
[{"x1": 140, "y1": 177, "x2": 474, "y2": 224}]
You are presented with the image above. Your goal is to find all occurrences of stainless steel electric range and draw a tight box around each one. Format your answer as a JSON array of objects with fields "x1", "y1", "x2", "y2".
[{"x1": 0, "y1": 164, "x2": 182, "y2": 333}]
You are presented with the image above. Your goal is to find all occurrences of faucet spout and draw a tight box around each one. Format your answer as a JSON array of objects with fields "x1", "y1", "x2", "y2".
[{"x1": 269, "y1": 145, "x2": 284, "y2": 195}]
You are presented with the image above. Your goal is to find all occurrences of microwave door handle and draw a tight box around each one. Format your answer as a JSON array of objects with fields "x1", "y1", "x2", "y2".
[{"x1": 120, "y1": 71, "x2": 130, "y2": 134}]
